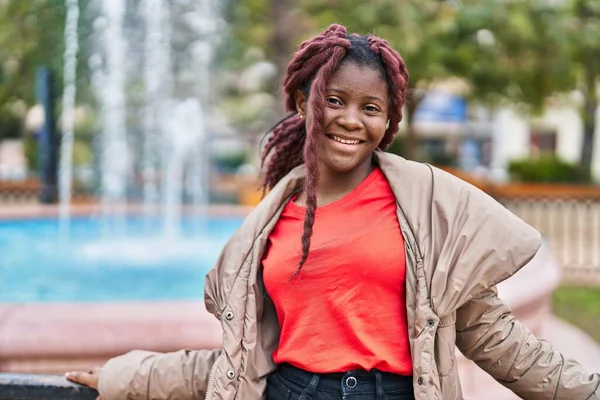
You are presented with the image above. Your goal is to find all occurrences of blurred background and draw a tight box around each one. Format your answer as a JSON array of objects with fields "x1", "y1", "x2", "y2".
[{"x1": 0, "y1": 0, "x2": 599, "y2": 398}]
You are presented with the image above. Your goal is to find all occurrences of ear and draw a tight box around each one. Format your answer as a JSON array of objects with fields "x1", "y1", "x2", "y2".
[{"x1": 294, "y1": 89, "x2": 307, "y2": 117}]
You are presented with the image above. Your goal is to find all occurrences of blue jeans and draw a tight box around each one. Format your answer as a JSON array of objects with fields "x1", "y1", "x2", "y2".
[{"x1": 266, "y1": 363, "x2": 414, "y2": 400}]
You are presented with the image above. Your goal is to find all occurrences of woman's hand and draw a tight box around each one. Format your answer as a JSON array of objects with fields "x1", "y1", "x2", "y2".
[{"x1": 65, "y1": 366, "x2": 102, "y2": 399}]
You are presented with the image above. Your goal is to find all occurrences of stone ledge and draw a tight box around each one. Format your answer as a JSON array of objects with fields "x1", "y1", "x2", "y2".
[
  {"x1": 0, "y1": 301, "x2": 222, "y2": 373},
  {"x1": 0, "y1": 203, "x2": 253, "y2": 220},
  {"x1": 0, "y1": 373, "x2": 97, "y2": 400}
]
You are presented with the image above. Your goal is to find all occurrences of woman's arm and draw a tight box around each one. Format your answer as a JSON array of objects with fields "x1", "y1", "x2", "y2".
[
  {"x1": 456, "y1": 287, "x2": 600, "y2": 399},
  {"x1": 99, "y1": 349, "x2": 221, "y2": 400},
  {"x1": 68, "y1": 348, "x2": 221, "y2": 400}
]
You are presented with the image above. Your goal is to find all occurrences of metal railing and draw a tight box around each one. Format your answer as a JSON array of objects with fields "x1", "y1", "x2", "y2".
[
  {"x1": 0, "y1": 179, "x2": 41, "y2": 205},
  {"x1": 501, "y1": 197, "x2": 600, "y2": 283},
  {"x1": 0, "y1": 373, "x2": 97, "y2": 399}
]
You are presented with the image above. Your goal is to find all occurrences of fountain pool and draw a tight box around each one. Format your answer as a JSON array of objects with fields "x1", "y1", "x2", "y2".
[{"x1": 0, "y1": 215, "x2": 243, "y2": 302}]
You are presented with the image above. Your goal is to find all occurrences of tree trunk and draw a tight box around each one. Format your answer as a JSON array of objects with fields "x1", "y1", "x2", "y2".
[
  {"x1": 577, "y1": 0, "x2": 598, "y2": 175},
  {"x1": 579, "y1": 55, "x2": 598, "y2": 173},
  {"x1": 580, "y1": 91, "x2": 597, "y2": 172}
]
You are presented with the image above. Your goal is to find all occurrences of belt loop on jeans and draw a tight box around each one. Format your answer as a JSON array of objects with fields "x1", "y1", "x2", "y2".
[
  {"x1": 298, "y1": 373, "x2": 320, "y2": 400},
  {"x1": 374, "y1": 370, "x2": 385, "y2": 400}
]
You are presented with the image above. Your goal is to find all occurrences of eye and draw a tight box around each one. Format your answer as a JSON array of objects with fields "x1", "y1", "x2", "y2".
[
  {"x1": 326, "y1": 97, "x2": 342, "y2": 106},
  {"x1": 364, "y1": 105, "x2": 381, "y2": 113}
]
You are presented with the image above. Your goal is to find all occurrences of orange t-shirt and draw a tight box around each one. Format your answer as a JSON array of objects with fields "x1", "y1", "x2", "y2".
[{"x1": 262, "y1": 167, "x2": 412, "y2": 375}]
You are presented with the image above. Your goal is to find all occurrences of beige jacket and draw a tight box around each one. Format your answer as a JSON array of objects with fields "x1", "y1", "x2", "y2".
[{"x1": 98, "y1": 152, "x2": 600, "y2": 400}]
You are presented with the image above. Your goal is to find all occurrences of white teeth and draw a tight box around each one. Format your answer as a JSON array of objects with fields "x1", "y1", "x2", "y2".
[{"x1": 330, "y1": 135, "x2": 360, "y2": 145}]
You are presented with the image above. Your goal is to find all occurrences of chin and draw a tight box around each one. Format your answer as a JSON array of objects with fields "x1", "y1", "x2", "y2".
[{"x1": 322, "y1": 156, "x2": 367, "y2": 174}]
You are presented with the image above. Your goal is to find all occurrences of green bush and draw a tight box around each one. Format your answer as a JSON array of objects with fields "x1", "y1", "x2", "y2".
[
  {"x1": 508, "y1": 156, "x2": 592, "y2": 184},
  {"x1": 213, "y1": 151, "x2": 249, "y2": 172},
  {"x1": 23, "y1": 135, "x2": 39, "y2": 173},
  {"x1": 385, "y1": 136, "x2": 405, "y2": 158},
  {"x1": 0, "y1": 111, "x2": 23, "y2": 140}
]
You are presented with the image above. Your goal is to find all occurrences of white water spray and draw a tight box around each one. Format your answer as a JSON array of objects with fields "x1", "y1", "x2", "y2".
[
  {"x1": 100, "y1": 0, "x2": 128, "y2": 228},
  {"x1": 142, "y1": 0, "x2": 172, "y2": 218},
  {"x1": 60, "y1": 0, "x2": 224, "y2": 247},
  {"x1": 58, "y1": 0, "x2": 79, "y2": 237}
]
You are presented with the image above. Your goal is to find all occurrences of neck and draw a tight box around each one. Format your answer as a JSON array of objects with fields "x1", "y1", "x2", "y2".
[{"x1": 313, "y1": 155, "x2": 375, "y2": 206}]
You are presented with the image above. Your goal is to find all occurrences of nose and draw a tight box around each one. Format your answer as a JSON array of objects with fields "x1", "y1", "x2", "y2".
[{"x1": 336, "y1": 107, "x2": 362, "y2": 131}]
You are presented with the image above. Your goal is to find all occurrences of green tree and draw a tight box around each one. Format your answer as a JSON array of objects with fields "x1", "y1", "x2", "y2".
[
  {"x1": 0, "y1": 0, "x2": 66, "y2": 140},
  {"x1": 568, "y1": 0, "x2": 600, "y2": 171},
  {"x1": 451, "y1": 0, "x2": 599, "y2": 175},
  {"x1": 225, "y1": 0, "x2": 460, "y2": 156},
  {"x1": 448, "y1": 1, "x2": 575, "y2": 109},
  {"x1": 222, "y1": 0, "x2": 599, "y2": 172}
]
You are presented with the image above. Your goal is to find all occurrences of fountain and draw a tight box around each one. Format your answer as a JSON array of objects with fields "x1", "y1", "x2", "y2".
[
  {"x1": 57, "y1": 0, "x2": 220, "y2": 238},
  {"x1": 0, "y1": 0, "x2": 238, "y2": 376},
  {"x1": 0, "y1": 0, "x2": 226, "y2": 305}
]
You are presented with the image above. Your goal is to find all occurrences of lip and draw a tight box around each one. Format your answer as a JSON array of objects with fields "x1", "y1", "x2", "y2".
[
  {"x1": 325, "y1": 134, "x2": 365, "y2": 154},
  {"x1": 326, "y1": 134, "x2": 365, "y2": 144}
]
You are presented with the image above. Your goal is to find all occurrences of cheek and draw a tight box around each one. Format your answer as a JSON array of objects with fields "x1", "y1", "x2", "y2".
[
  {"x1": 322, "y1": 108, "x2": 337, "y2": 126},
  {"x1": 306, "y1": 109, "x2": 327, "y2": 131},
  {"x1": 371, "y1": 121, "x2": 388, "y2": 139}
]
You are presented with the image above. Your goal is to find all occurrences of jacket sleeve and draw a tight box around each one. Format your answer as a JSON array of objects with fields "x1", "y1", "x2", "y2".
[
  {"x1": 97, "y1": 348, "x2": 222, "y2": 400},
  {"x1": 456, "y1": 287, "x2": 600, "y2": 399}
]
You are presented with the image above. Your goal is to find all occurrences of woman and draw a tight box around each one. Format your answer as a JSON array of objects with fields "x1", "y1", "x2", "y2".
[{"x1": 67, "y1": 24, "x2": 600, "y2": 400}]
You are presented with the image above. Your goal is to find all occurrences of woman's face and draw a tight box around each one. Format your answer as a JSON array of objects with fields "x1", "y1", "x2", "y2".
[{"x1": 296, "y1": 62, "x2": 390, "y2": 177}]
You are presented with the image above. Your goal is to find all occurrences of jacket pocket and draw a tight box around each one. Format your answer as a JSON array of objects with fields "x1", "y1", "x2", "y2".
[{"x1": 434, "y1": 316, "x2": 457, "y2": 377}]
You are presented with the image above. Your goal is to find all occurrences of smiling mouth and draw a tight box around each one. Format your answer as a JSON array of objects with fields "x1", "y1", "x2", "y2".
[{"x1": 327, "y1": 134, "x2": 364, "y2": 145}]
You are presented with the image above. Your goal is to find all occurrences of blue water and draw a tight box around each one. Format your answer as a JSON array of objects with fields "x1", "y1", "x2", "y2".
[{"x1": 0, "y1": 216, "x2": 243, "y2": 302}]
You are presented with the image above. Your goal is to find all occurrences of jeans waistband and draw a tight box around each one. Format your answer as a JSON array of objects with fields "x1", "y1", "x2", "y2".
[{"x1": 277, "y1": 363, "x2": 413, "y2": 393}]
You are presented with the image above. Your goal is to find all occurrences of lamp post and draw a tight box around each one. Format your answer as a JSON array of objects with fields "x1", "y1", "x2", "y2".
[{"x1": 35, "y1": 66, "x2": 58, "y2": 204}]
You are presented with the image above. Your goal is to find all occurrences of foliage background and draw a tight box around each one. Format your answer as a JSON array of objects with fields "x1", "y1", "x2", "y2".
[{"x1": 0, "y1": 0, "x2": 599, "y2": 172}]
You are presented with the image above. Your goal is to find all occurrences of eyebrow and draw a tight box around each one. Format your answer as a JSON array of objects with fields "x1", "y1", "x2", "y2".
[{"x1": 328, "y1": 88, "x2": 386, "y2": 103}]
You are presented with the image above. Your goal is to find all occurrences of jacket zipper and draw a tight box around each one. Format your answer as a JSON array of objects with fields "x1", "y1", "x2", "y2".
[
  {"x1": 205, "y1": 353, "x2": 221, "y2": 399},
  {"x1": 204, "y1": 210, "x2": 286, "y2": 399}
]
